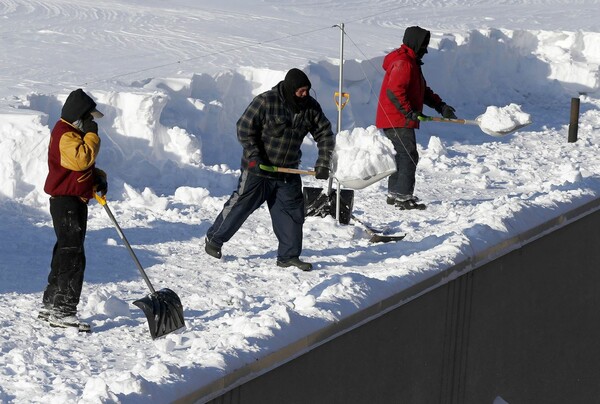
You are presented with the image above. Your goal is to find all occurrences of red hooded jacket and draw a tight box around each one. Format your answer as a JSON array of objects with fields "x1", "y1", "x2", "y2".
[{"x1": 375, "y1": 44, "x2": 443, "y2": 129}]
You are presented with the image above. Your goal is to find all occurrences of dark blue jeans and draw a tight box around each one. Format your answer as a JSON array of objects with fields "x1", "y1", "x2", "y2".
[
  {"x1": 206, "y1": 171, "x2": 304, "y2": 261},
  {"x1": 384, "y1": 127, "x2": 419, "y2": 198}
]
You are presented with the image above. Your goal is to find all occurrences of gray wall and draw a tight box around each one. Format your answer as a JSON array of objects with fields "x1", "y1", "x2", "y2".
[{"x1": 205, "y1": 206, "x2": 600, "y2": 404}]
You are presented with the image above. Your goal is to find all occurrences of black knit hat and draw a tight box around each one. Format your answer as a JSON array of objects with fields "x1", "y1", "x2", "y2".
[
  {"x1": 61, "y1": 89, "x2": 103, "y2": 123},
  {"x1": 284, "y1": 68, "x2": 311, "y2": 93}
]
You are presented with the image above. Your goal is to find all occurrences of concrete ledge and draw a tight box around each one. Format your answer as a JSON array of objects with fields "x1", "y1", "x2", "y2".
[{"x1": 177, "y1": 197, "x2": 600, "y2": 404}]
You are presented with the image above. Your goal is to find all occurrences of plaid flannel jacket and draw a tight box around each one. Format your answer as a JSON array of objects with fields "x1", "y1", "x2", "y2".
[{"x1": 236, "y1": 82, "x2": 335, "y2": 171}]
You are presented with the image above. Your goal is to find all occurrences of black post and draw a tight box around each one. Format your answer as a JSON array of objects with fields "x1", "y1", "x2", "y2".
[{"x1": 568, "y1": 97, "x2": 580, "y2": 143}]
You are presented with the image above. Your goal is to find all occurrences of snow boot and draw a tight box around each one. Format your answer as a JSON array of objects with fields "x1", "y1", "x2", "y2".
[
  {"x1": 387, "y1": 195, "x2": 426, "y2": 210},
  {"x1": 395, "y1": 199, "x2": 426, "y2": 210},
  {"x1": 37, "y1": 307, "x2": 51, "y2": 321},
  {"x1": 48, "y1": 313, "x2": 91, "y2": 333},
  {"x1": 276, "y1": 257, "x2": 313, "y2": 271},
  {"x1": 205, "y1": 237, "x2": 222, "y2": 259}
]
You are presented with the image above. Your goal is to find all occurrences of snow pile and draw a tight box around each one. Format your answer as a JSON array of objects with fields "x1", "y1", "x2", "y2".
[
  {"x1": 478, "y1": 103, "x2": 532, "y2": 136},
  {"x1": 332, "y1": 125, "x2": 396, "y2": 188}
]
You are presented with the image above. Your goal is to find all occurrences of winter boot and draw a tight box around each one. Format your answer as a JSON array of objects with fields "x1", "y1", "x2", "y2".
[
  {"x1": 395, "y1": 199, "x2": 426, "y2": 210},
  {"x1": 205, "y1": 237, "x2": 222, "y2": 259},
  {"x1": 38, "y1": 306, "x2": 52, "y2": 321},
  {"x1": 387, "y1": 195, "x2": 426, "y2": 210},
  {"x1": 276, "y1": 257, "x2": 313, "y2": 271},
  {"x1": 48, "y1": 313, "x2": 91, "y2": 333}
]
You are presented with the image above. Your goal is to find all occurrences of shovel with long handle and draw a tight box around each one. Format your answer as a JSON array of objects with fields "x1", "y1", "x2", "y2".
[
  {"x1": 94, "y1": 193, "x2": 185, "y2": 339},
  {"x1": 418, "y1": 114, "x2": 531, "y2": 137},
  {"x1": 259, "y1": 164, "x2": 394, "y2": 190}
]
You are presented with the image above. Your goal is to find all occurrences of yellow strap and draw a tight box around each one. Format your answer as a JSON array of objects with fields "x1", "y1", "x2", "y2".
[{"x1": 334, "y1": 92, "x2": 350, "y2": 110}]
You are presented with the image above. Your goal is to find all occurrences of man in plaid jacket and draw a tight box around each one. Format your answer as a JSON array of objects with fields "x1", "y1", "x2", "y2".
[{"x1": 205, "y1": 68, "x2": 335, "y2": 271}]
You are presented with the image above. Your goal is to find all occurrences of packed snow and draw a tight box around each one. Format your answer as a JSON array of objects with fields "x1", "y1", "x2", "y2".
[
  {"x1": 1, "y1": 0, "x2": 600, "y2": 403},
  {"x1": 478, "y1": 103, "x2": 532, "y2": 136},
  {"x1": 332, "y1": 126, "x2": 397, "y2": 187}
]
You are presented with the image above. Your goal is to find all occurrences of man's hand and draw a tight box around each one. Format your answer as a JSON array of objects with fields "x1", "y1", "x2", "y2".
[
  {"x1": 315, "y1": 166, "x2": 330, "y2": 180},
  {"x1": 247, "y1": 159, "x2": 263, "y2": 175},
  {"x1": 405, "y1": 110, "x2": 423, "y2": 123},
  {"x1": 440, "y1": 104, "x2": 457, "y2": 119},
  {"x1": 82, "y1": 117, "x2": 98, "y2": 134},
  {"x1": 93, "y1": 168, "x2": 108, "y2": 196}
]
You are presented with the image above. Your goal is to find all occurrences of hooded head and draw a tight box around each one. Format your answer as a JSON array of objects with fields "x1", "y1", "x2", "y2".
[
  {"x1": 61, "y1": 89, "x2": 103, "y2": 124},
  {"x1": 402, "y1": 26, "x2": 431, "y2": 59},
  {"x1": 282, "y1": 68, "x2": 312, "y2": 112}
]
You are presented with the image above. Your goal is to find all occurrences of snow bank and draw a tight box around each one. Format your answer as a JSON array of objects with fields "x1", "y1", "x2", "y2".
[{"x1": 0, "y1": 110, "x2": 49, "y2": 205}]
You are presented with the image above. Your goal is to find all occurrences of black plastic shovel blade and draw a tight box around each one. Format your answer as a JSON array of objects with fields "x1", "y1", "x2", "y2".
[
  {"x1": 303, "y1": 187, "x2": 354, "y2": 224},
  {"x1": 133, "y1": 288, "x2": 185, "y2": 339},
  {"x1": 303, "y1": 187, "x2": 331, "y2": 218}
]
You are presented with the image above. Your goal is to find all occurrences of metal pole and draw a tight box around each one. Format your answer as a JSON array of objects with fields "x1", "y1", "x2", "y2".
[
  {"x1": 335, "y1": 23, "x2": 345, "y2": 223},
  {"x1": 568, "y1": 97, "x2": 580, "y2": 143}
]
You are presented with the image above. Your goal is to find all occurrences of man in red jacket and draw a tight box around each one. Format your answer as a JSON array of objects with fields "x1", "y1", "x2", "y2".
[
  {"x1": 376, "y1": 26, "x2": 456, "y2": 210},
  {"x1": 40, "y1": 89, "x2": 108, "y2": 332}
]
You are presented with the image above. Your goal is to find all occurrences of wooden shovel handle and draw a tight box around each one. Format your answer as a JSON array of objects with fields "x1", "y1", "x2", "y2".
[{"x1": 259, "y1": 164, "x2": 316, "y2": 176}]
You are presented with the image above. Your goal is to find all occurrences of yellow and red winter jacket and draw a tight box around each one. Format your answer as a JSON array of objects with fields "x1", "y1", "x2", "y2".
[{"x1": 44, "y1": 119, "x2": 101, "y2": 202}]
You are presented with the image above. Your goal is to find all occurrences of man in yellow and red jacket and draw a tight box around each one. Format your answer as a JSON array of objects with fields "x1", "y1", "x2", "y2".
[
  {"x1": 41, "y1": 88, "x2": 107, "y2": 332},
  {"x1": 376, "y1": 26, "x2": 457, "y2": 210}
]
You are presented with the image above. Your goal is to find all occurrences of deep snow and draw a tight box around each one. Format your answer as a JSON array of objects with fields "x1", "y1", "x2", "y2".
[{"x1": 1, "y1": 0, "x2": 600, "y2": 402}]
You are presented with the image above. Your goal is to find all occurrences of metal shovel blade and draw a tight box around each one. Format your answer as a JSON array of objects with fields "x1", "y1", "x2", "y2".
[
  {"x1": 420, "y1": 115, "x2": 531, "y2": 137},
  {"x1": 133, "y1": 288, "x2": 185, "y2": 340},
  {"x1": 336, "y1": 168, "x2": 396, "y2": 190}
]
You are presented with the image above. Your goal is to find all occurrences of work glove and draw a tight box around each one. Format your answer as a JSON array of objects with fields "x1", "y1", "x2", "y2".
[
  {"x1": 246, "y1": 159, "x2": 264, "y2": 175},
  {"x1": 439, "y1": 103, "x2": 457, "y2": 119},
  {"x1": 405, "y1": 110, "x2": 423, "y2": 123},
  {"x1": 315, "y1": 166, "x2": 330, "y2": 180},
  {"x1": 82, "y1": 117, "x2": 98, "y2": 134},
  {"x1": 93, "y1": 168, "x2": 108, "y2": 196}
]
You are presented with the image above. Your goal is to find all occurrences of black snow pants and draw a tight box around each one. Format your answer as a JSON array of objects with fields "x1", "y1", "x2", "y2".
[
  {"x1": 43, "y1": 196, "x2": 88, "y2": 316},
  {"x1": 206, "y1": 170, "x2": 304, "y2": 261}
]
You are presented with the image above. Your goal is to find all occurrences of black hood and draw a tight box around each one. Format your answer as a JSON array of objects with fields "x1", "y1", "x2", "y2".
[
  {"x1": 402, "y1": 26, "x2": 431, "y2": 55},
  {"x1": 282, "y1": 68, "x2": 312, "y2": 113},
  {"x1": 61, "y1": 89, "x2": 98, "y2": 123}
]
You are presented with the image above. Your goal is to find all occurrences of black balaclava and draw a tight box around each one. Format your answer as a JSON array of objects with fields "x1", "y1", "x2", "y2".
[
  {"x1": 402, "y1": 26, "x2": 431, "y2": 61},
  {"x1": 282, "y1": 68, "x2": 312, "y2": 113},
  {"x1": 61, "y1": 88, "x2": 99, "y2": 124}
]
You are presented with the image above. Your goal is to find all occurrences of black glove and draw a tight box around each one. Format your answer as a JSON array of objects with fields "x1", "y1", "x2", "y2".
[
  {"x1": 405, "y1": 110, "x2": 423, "y2": 123},
  {"x1": 315, "y1": 166, "x2": 330, "y2": 180},
  {"x1": 247, "y1": 159, "x2": 263, "y2": 175},
  {"x1": 93, "y1": 168, "x2": 108, "y2": 196},
  {"x1": 82, "y1": 117, "x2": 98, "y2": 134},
  {"x1": 440, "y1": 104, "x2": 457, "y2": 119}
]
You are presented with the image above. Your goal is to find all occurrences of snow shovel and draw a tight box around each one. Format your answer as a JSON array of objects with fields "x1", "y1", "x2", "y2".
[
  {"x1": 94, "y1": 193, "x2": 185, "y2": 339},
  {"x1": 418, "y1": 114, "x2": 531, "y2": 137},
  {"x1": 350, "y1": 214, "x2": 406, "y2": 243},
  {"x1": 259, "y1": 164, "x2": 394, "y2": 190}
]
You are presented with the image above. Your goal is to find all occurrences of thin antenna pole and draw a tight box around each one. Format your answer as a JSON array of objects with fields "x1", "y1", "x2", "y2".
[{"x1": 335, "y1": 23, "x2": 345, "y2": 222}]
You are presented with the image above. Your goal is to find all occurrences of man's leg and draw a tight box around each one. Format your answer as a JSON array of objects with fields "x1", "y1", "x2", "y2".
[
  {"x1": 205, "y1": 171, "x2": 268, "y2": 254},
  {"x1": 268, "y1": 176, "x2": 305, "y2": 262},
  {"x1": 43, "y1": 196, "x2": 87, "y2": 316},
  {"x1": 384, "y1": 127, "x2": 418, "y2": 198}
]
